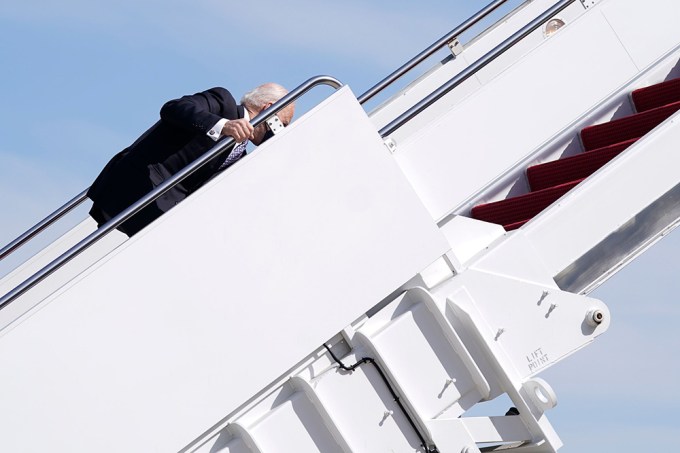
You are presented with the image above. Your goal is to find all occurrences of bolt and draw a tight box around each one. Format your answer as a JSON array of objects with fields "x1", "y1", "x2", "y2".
[{"x1": 586, "y1": 309, "x2": 605, "y2": 326}]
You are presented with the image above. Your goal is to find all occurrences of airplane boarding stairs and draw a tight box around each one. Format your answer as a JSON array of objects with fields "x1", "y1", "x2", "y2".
[
  {"x1": 1, "y1": 89, "x2": 678, "y2": 452},
  {"x1": 2, "y1": 0, "x2": 680, "y2": 451},
  {"x1": 471, "y1": 78, "x2": 680, "y2": 231}
]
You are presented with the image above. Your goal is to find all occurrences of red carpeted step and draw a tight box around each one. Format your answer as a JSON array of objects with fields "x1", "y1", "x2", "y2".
[
  {"x1": 471, "y1": 179, "x2": 583, "y2": 229},
  {"x1": 632, "y1": 77, "x2": 680, "y2": 113},
  {"x1": 580, "y1": 100, "x2": 680, "y2": 151},
  {"x1": 526, "y1": 138, "x2": 639, "y2": 191},
  {"x1": 504, "y1": 219, "x2": 530, "y2": 231}
]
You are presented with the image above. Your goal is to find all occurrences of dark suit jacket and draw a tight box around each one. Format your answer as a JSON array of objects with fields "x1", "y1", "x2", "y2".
[{"x1": 88, "y1": 87, "x2": 244, "y2": 236}]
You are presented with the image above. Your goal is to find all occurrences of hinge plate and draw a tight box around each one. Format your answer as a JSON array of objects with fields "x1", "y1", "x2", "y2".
[
  {"x1": 447, "y1": 38, "x2": 464, "y2": 57},
  {"x1": 383, "y1": 137, "x2": 397, "y2": 153},
  {"x1": 266, "y1": 115, "x2": 285, "y2": 135}
]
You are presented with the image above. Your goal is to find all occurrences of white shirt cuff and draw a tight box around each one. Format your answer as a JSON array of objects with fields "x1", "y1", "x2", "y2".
[{"x1": 207, "y1": 118, "x2": 228, "y2": 141}]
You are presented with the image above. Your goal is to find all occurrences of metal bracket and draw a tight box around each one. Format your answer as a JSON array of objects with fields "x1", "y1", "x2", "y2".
[
  {"x1": 447, "y1": 38, "x2": 464, "y2": 57},
  {"x1": 579, "y1": 0, "x2": 597, "y2": 8},
  {"x1": 265, "y1": 115, "x2": 285, "y2": 135},
  {"x1": 383, "y1": 137, "x2": 397, "y2": 153}
]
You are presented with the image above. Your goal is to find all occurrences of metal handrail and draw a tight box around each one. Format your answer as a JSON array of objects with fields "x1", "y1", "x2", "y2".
[
  {"x1": 357, "y1": 0, "x2": 511, "y2": 105},
  {"x1": 0, "y1": 189, "x2": 89, "y2": 261},
  {"x1": 0, "y1": 75, "x2": 343, "y2": 311},
  {"x1": 379, "y1": 0, "x2": 576, "y2": 137},
  {"x1": 0, "y1": 0, "x2": 520, "y2": 264}
]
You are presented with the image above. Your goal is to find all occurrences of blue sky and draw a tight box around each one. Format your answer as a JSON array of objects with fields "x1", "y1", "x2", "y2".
[{"x1": 1, "y1": 1, "x2": 678, "y2": 451}]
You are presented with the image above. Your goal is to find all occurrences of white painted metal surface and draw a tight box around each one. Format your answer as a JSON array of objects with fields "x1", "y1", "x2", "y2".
[
  {"x1": 368, "y1": 0, "x2": 587, "y2": 135},
  {"x1": 391, "y1": 0, "x2": 679, "y2": 222},
  {"x1": 0, "y1": 217, "x2": 126, "y2": 332},
  {"x1": 355, "y1": 287, "x2": 491, "y2": 421},
  {"x1": 439, "y1": 215, "x2": 506, "y2": 269},
  {"x1": 600, "y1": 0, "x2": 680, "y2": 70},
  {"x1": 0, "y1": 88, "x2": 449, "y2": 452},
  {"x1": 1, "y1": 0, "x2": 680, "y2": 452}
]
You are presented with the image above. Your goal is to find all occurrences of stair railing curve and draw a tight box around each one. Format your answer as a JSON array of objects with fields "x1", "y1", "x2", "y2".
[
  {"x1": 0, "y1": 75, "x2": 343, "y2": 311},
  {"x1": 357, "y1": 0, "x2": 510, "y2": 105},
  {"x1": 379, "y1": 0, "x2": 578, "y2": 137}
]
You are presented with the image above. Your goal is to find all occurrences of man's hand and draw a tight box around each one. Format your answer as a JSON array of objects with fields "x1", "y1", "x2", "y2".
[{"x1": 221, "y1": 119, "x2": 254, "y2": 142}]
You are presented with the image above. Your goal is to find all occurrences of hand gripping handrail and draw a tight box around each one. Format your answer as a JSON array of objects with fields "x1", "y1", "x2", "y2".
[
  {"x1": 0, "y1": 75, "x2": 343, "y2": 311},
  {"x1": 379, "y1": 0, "x2": 576, "y2": 137},
  {"x1": 357, "y1": 0, "x2": 510, "y2": 105}
]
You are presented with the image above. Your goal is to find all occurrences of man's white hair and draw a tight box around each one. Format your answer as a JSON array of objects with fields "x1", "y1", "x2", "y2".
[{"x1": 241, "y1": 83, "x2": 288, "y2": 109}]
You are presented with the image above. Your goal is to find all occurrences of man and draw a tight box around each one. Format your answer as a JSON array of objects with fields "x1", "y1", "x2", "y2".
[{"x1": 88, "y1": 83, "x2": 294, "y2": 236}]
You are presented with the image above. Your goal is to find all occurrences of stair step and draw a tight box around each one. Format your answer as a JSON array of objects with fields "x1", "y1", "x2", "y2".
[
  {"x1": 504, "y1": 219, "x2": 530, "y2": 231},
  {"x1": 526, "y1": 137, "x2": 639, "y2": 191},
  {"x1": 580, "y1": 100, "x2": 680, "y2": 151},
  {"x1": 632, "y1": 77, "x2": 680, "y2": 113},
  {"x1": 470, "y1": 79, "x2": 680, "y2": 231},
  {"x1": 471, "y1": 180, "x2": 582, "y2": 230}
]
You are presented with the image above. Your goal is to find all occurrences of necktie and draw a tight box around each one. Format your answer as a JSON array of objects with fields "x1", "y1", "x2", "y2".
[{"x1": 218, "y1": 140, "x2": 247, "y2": 171}]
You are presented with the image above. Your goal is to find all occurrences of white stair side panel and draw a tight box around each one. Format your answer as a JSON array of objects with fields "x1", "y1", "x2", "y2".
[
  {"x1": 392, "y1": 6, "x2": 642, "y2": 221},
  {"x1": 301, "y1": 356, "x2": 424, "y2": 453},
  {"x1": 459, "y1": 2, "x2": 586, "y2": 87},
  {"x1": 521, "y1": 112, "x2": 680, "y2": 285},
  {"x1": 439, "y1": 215, "x2": 506, "y2": 269},
  {"x1": 0, "y1": 87, "x2": 449, "y2": 453},
  {"x1": 248, "y1": 391, "x2": 345, "y2": 453},
  {"x1": 600, "y1": 0, "x2": 680, "y2": 70},
  {"x1": 355, "y1": 291, "x2": 485, "y2": 422},
  {"x1": 369, "y1": 0, "x2": 586, "y2": 134},
  {"x1": 0, "y1": 218, "x2": 126, "y2": 333}
]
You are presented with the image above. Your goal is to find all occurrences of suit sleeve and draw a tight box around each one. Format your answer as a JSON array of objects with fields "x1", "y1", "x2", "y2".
[{"x1": 159, "y1": 87, "x2": 239, "y2": 133}]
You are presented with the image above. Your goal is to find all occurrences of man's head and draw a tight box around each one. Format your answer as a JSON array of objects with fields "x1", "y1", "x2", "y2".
[{"x1": 241, "y1": 83, "x2": 295, "y2": 145}]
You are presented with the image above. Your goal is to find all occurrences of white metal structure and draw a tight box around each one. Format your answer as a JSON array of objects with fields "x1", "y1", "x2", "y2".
[{"x1": 1, "y1": 0, "x2": 679, "y2": 451}]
